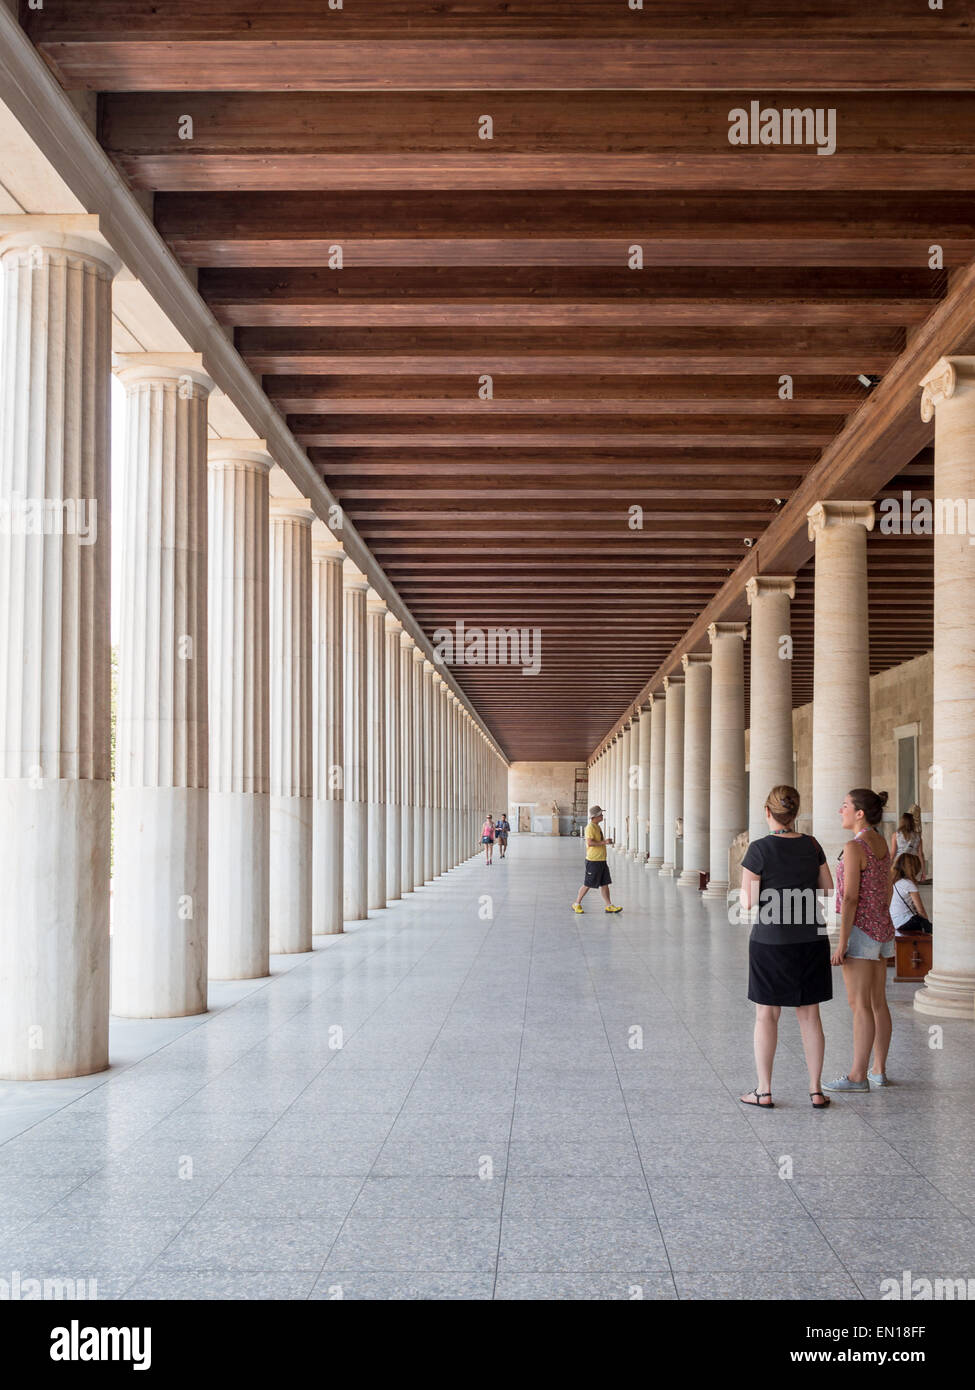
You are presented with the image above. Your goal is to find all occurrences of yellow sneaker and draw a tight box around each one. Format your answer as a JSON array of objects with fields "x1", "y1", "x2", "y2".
[
  {"x1": 571, "y1": 903, "x2": 584, "y2": 914},
  {"x1": 605, "y1": 905, "x2": 623, "y2": 914}
]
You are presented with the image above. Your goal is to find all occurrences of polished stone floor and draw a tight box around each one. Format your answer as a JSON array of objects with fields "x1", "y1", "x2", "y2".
[{"x1": 1, "y1": 836, "x2": 974, "y2": 1300}]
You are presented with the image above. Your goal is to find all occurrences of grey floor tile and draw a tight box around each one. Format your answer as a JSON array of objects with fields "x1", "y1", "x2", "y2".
[
  {"x1": 309, "y1": 1272, "x2": 496, "y2": 1300},
  {"x1": 495, "y1": 1272, "x2": 677, "y2": 1300},
  {"x1": 350, "y1": 1176, "x2": 504, "y2": 1221},
  {"x1": 323, "y1": 1218, "x2": 500, "y2": 1272},
  {"x1": 659, "y1": 1215, "x2": 845, "y2": 1273},
  {"x1": 153, "y1": 1218, "x2": 344, "y2": 1271},
  {"x1": 674, "y1": 1272, "x2": 863, "y2": 1300},
  {"x1": 817, "y1": 1218, "x2": 975, "y2": 1272},
  {"x1": 123, "y1": 1269, "x2": 319, "y2": 1300},
  {"x1": 499, "y1": 1218, "x2": 670, "y2": 1273}
]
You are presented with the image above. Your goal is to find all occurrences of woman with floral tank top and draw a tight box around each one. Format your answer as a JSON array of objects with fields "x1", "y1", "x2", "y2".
[{"x1": 824, "y1": 788, "x2": 895, "y2": 1094}]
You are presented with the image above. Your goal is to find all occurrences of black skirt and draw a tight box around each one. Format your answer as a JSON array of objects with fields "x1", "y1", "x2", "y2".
[{"x1": 748, "y1": 939, "x2": 832, "y2": 1007}]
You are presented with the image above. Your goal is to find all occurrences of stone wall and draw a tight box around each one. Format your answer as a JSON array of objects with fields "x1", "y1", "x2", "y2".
[{"x1": 507, "y1": 761, "x2": 585, "y2": 832}]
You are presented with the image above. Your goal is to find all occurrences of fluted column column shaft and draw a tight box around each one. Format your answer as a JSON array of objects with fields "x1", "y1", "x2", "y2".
[
  {"x1": 422, "y1": 661, "x2": 435, "y2": 882},
  {"x1": 399, "y1": 632, "x2": 415, "y2": 890},
  {"x1": 628, "y1": 714, "x2": 640, "y2": 857},
  {"x1": 659, "y1": 678, "x2": 685, "y2": 877},
  {"x1": 312, "y1": 536, "x2": 344, "y2": 935},
  {"x1": 647, "y1": 695, "x2": 666, "y2": 869},
  {"x1": 0, "y1": 223, "x2": 118, "y2": 1079},
  {"x1": 366, "y1": 593, "x2": 387, "y2": 910},
  {"x1": 679, "y1": 655, "x2": 712, "y2": 887},
  {"x1": 637, "y1": 702, "x2": 651, "y2": 858},
  {"x1": 343, "y1": 564, "x2": 369, "y2": 919},
  {"x1": 412, "y1": 649, "x2": 426, "y2": 888},
  {"x1": 704, "y1": 623, "x2": 747, "y2": 898},
  {"x1": 269, "y1": 500, "x2": 314, "y2": 953},
  {"x1": 746, "y1": 577, "x2": 796, "y2": 843},
  {"x1": 207, "y1": 442, "x2": 272, "y2": 980},
  {"x1": 809, "y1": 502, "x2": 875, "y2": 866},
  {"x1": 384, "y1": 614, "x2": 402, "y2": 901},
  {"x1": 914, "y1": 359, "x2": 975, "y2": 1018},
  {"x1": 113, "y1": 358, "x2": 212, "y2": 1016}
]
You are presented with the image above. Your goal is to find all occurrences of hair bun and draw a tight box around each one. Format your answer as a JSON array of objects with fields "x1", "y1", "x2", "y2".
[{"x1": 878, "y1": 790, "x2": 889, "y2": 807}]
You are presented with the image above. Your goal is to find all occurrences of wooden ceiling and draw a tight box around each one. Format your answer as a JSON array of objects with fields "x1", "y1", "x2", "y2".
[{"x1": 25, "y1": 0, "x2": 963, "y2": 760}]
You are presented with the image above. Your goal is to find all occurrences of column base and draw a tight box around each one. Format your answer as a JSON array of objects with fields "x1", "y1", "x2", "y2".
[
  {"x1": 912, "y1": 970, "x2": 975, "y2": 1020},
  {"x1": 367, "y1": 802, "x2": 387, "y2": 910},
  {"x1": 271, "y1": 794, "x2": 313, "y2": 954},
  {"x1": 702, "y1": 879, "x2": 730, "y2": 900},
  {"x1": 344, "y1": 800, "x2": 369, "y2": 921},
  {"x1": 646, "y1": 856, "x2": 664, "y2": 871},
  {"x1": 658, "y1": 863, "x2": 675, "y2": 877},
  {"x1": 677, "y1": 869, "x2": 704, "y2": 889},
  {"x1": 312, "y1": 798, "x2": 344, "y2": 937}
]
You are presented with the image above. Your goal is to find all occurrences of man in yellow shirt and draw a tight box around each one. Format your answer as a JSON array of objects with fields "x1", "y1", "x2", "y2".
[{"x1": 572, "y1": 806, "x2": 623, "y2": 914}]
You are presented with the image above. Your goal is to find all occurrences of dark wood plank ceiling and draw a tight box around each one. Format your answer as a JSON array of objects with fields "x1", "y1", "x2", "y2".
[{"x1": 23, "y1": 0, "x2": 950, "y2": 760}]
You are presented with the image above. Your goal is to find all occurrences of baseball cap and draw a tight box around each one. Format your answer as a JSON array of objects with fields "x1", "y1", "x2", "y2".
[{"x1": 589, "y1": 805, "x2": 603, "y2": 817}]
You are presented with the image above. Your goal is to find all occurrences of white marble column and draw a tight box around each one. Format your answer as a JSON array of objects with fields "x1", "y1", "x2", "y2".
[
  {"x1": 422, "y1": 660, "x2": 436, "y2": 882},
  {"x1": 746, "y1": 575, "x2": 796, "y2": 843},
  {"x1": 436, "y1": 678, "x2": 448, "y2": 873},
  {"x1": 808, "y1": 501, "x2": 875, "y2": 866},
  {"x1": 366, "y1": 590, "x2": 387, "y2": 910},
  {"x1": 637, "y1": 699, "x2": 652, "y2": 860},
  {"x1": 207, "y1": 440, "x2": 272, "y2": 981},
  {"x1": 679, "y1": 653, "x2": 712, "y2": 888},
  {"x1": 269, "y1": 498, "x2": 314, "y2": 954},
  {"x1": 412, "y1": 647, "x2": 427, "y2": 888},
  {"x1": 312, "y1": 526, "x2": 344, "y2": 935},
  {"x1": 647, "y1": 693, "x2": 666, "y2": 870},
  {"x1": 659, "y1": 676, "x2": 685, "y2": 877},
  {"x1": 446, "y1": 694, "x2": 457, "y2": 868},
  {"x1": 112, "y1": 354, "x2": 213, "y2": 1017},
  {"x1": 0, "y1": 219, "x2": 119, "y2": 1078},
  {"x1": 384, "y1": 612, "x2": 402, "y2": 902},
  {"x1": 399, "y1": 630, "x2": 415, "y2": 891},
  {"x1": 914, "y1": 359, "x2": 975, "y2": 1018},
  {"x1": 607, "y1": 734, "x2": 619, "y2": 848},
  {"x1": 703, "y1": 622, "x2": 747, "y2": 898},
  {"x1": 343, "y1": 560, "x2": 369, "y2": 919},
  {"x1": 627, "y1": 710, "x2": 640, "y2": 858}
]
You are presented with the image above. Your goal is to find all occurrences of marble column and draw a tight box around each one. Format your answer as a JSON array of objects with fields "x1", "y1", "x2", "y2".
[
  {"x1": 384, "y1": 612, "x2": 402, "y2": 902},
  {"x1": 446, "y1": 694, "x2": 458, "y2": 868},
  {"x1": 312, "y1": 526, "x2": 344, "y2": 935},
  {"x1": 437, "y1": 679, "x2": 450, "y2": 872},
  {"x1": 808, "y1": 501, "x2": 875, "y2": 866},
  {"x1": 637, "y1": 699, "x2": 652, "y2": 860},
  {"x1": 112, "y1": 354, "x2": 213, "y2": 1017},
  {"x1": 0, "y1": 219, "x2": 119, "y2": 1078},
  {"x1": 422, "y1": 660, "x2": 436, "y2": 882},
  {"x1": 343, "y1": 560, "x2": 369, "y2": 920},
  {"x1": 678, "y1": 653, "x2": 712, "y2": 888},
  {"x1": 659, "y1": 676, "x2": 685, "y2": 877},
  {"x1": 399, "y1": 630, "x2": 416, "y2": 892},
  {"x1": 412, "y1": 647, "x2": 426, "y2": 888},
  {"x1": 207, "y1": 440, "x2": 272, "y2": 981},
  {"x1": 914, "y1": 358, "x2": 975, "y2": 1018},
  {"x1": 703, "y1": 622, "x2": 747, "y2": 899},
  {"x1": 746, "y1": 575, "x2": 796, "y2": 843},
  {"x1": 647, "y1": 693, "x2": 666, "y2": 870},
  {"x1": 627, "y1": 710, "x2": 640, "y2": 858},
  {"x1": 366, "y1": 590, "x2": 387, "y2": 910},
  {"x1": 269, "y1": 498, "x2": 314, "y2": 954}
]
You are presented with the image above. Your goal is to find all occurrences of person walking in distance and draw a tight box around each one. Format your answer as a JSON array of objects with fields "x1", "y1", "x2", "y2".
[
  {"x1": 571, "y1": 806, "x2": 622, "y2": 915},
  {"x1": 495, "y1": 811, "x2": 510, "y2": 859},
  {"x1": 481, "y1": 813, "x2": 496, "y2": 866}
]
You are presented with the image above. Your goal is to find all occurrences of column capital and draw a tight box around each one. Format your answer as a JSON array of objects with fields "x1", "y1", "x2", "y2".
[
  {"x1": 270, "y1": 496, "x2": 316, "y2": 526},
  {"x1": 311, "y1": 519, "x2": 344, "y2": 562},
  {"x1": 0, "y1": 213, "x2": 122, "y2": 279},
  {"x1": 342, "y1": 557, "x2": 369, "y2": 590},
  {"x1": 663, "y1": 675, "x2": 684, "y2": 692},
  {"x1": 385, "y1": 612, "x2": 403, "y2": 635},
  {"x1": 423, "y1": 658, "x2": 435, "y2": 675},
  {"x1": 746, "y1": 574, "x2": 796, "y2": 604},
  {"x1": 920, "y1": 355, "x2": 975, "y2": 422},
  {"x1": 412, "y1": 645, "x2": 426, "y2": 664},
  {"x1": 208, "y1": 438, "x2": 273, "y2": 473},
  {"x1": 640, "y1": 696, "x2": 655, "y2": 713},
  {"x1": 806, "y1": 500, "x2": 875, "y2": 540},
  {"x1": 681, "y1": 651, "x2": 711, "y2": 671},
  {"x1": 366, "y1": 587, "x2": 388, "y2": 615},
  {"x1": 113, "y1": 352, "x2": 214, "y2": 397},
  {"x1": 399, "y1": 628, "x2": 415, "y2": 649},
  {"x1": 708, "y1": 620, "x2": 748, "y2": 645}
]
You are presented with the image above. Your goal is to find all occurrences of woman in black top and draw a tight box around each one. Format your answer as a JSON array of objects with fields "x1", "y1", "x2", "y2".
[{"x1": 738, "y1": 786, "x2": 835, "y2": 1110}]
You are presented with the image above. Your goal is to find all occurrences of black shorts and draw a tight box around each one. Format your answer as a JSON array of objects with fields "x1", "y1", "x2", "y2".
[{"x1": 584, "y1": 860, "x2": 612, "y2": 888}]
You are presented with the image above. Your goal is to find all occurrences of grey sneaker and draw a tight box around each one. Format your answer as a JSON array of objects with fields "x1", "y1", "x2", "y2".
[
  {"x1": 823, "y1": 1075, "x2": 870, "y2": 1093},
  {"x1": 868, "y1": 1071, "x2": 889, "y2": 1087}
]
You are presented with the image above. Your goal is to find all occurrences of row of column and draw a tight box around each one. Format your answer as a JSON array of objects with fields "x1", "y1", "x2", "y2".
[
  {"x1": 590, "y1": 438, "x2": 975, "y2": 1021},
  {"x1": 0, "y1": 220, "x2": 507, "y2": 1079}
]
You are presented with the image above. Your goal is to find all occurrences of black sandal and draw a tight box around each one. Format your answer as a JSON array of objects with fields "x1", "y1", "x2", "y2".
[
  {"x1": 740, "y1": 1088, "x2": 774, "y2": 1109},
  {"x1": 809, "y1": 1091, "x2": 831, "y2": 1109}
]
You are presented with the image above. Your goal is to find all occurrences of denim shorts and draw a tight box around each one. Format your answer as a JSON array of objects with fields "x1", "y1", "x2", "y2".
[{"x1": 844, "y1": 924, "x2": 895, "y2": 960}]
